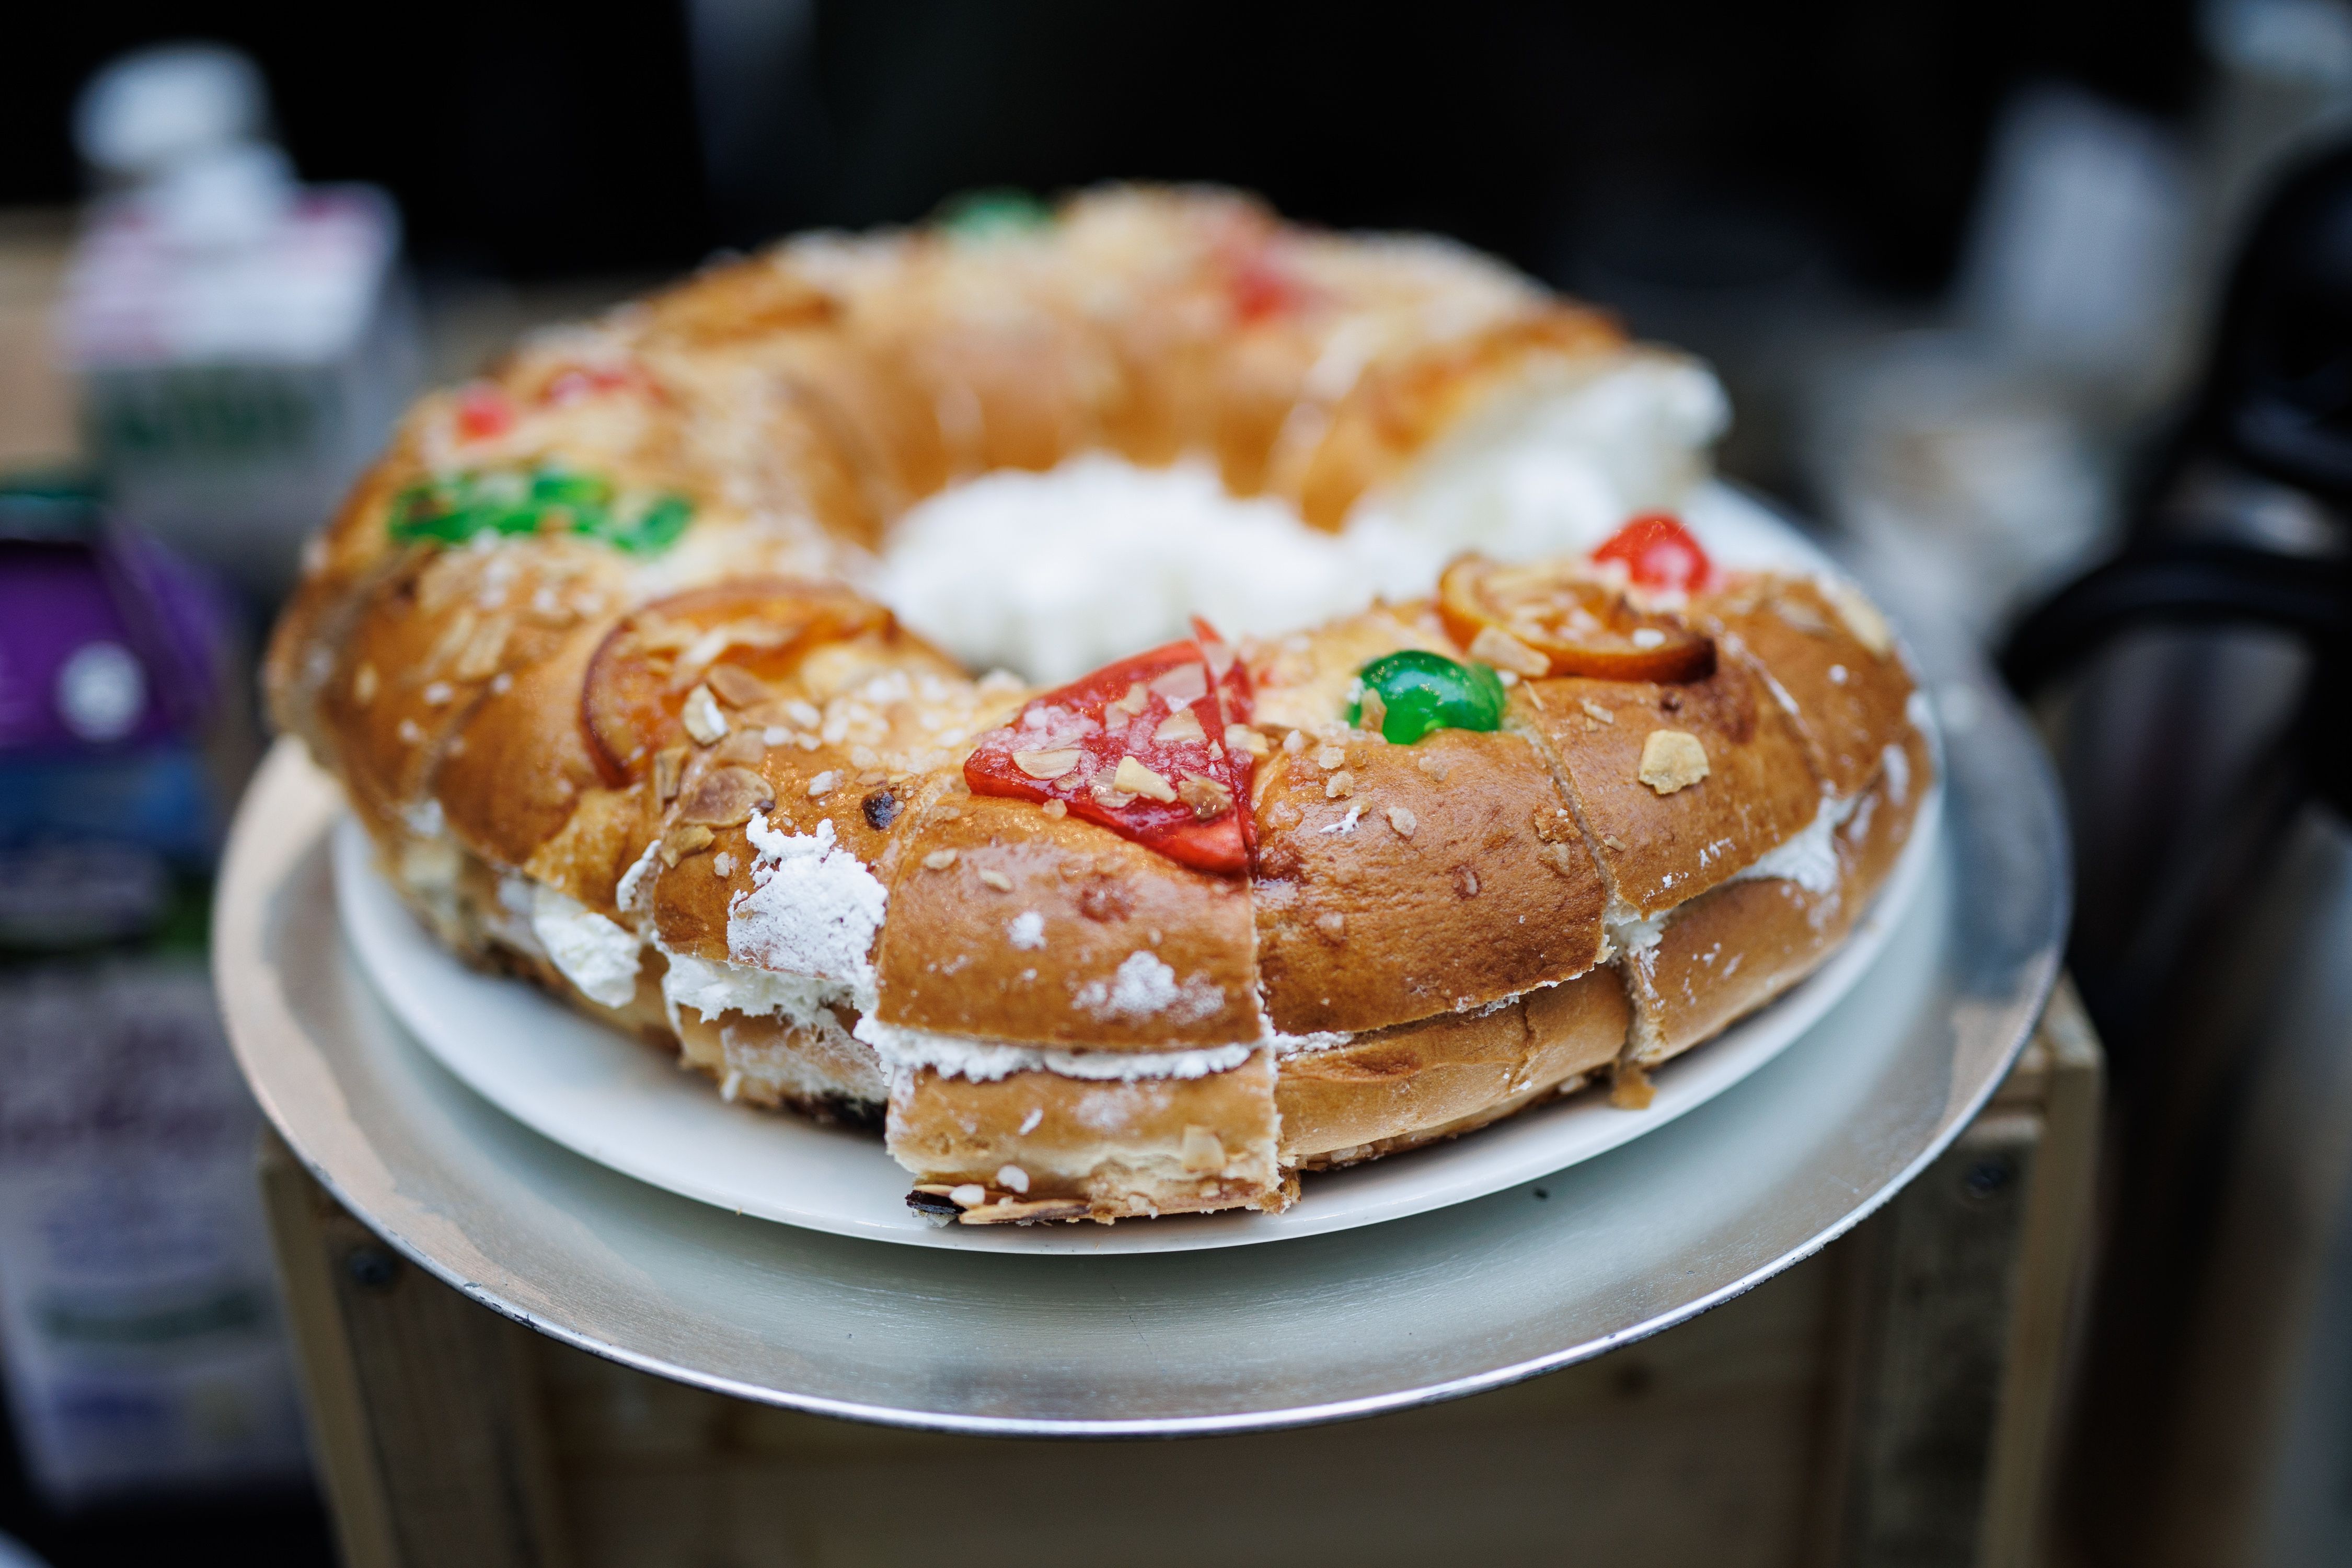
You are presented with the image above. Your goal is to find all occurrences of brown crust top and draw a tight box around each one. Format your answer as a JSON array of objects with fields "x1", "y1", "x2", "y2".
[
  {"x1": 267, "y1": 185, "x2": 1938, "y2": 1223},
  {"x1": 1513, "y1": 661, "x2": 1822, "y2": 919},
  {"x1": 873, "y1": 794, "x2": 1260, "y2": 1050},
  {"x1": 1252, "y1": 727, "x2": 1607, "y2": 1034}
]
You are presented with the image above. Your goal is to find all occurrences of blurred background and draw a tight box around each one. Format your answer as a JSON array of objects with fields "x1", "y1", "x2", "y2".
[{"x1": 5, "y1": 2, "x2": 2352, "y2": 1564}]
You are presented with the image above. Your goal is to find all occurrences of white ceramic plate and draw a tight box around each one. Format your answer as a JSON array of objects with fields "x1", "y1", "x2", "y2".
[{"x1": 333, "y1": 776, "x2": 1939, "y2": 1255}]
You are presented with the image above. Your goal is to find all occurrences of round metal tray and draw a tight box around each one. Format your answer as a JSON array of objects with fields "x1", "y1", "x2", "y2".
[{"x1": 214, "y1": 611, "x2": 2065, "y2": 1436}]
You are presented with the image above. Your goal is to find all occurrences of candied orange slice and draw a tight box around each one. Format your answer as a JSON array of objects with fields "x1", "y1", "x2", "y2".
[
  {"x1": 1437, "y1": 555, "x2": 1714, "y2": 683},
  {"x1": 581, "y1": 580, "x2": 893, "y2": 782}
]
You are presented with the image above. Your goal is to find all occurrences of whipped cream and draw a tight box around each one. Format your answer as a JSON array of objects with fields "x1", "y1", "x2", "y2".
[
  {"x1": 851, "y1": 1017, "x2": 1259, "y2": 1085},
  {"x1": 873, "y1": 349, "x2": 1731, "y2": 682},
  {"x1": 527, "y1": 884, "x2": 644, "y2": 1009}
]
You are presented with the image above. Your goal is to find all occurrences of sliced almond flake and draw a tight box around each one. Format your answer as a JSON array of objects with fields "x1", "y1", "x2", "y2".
[
  {"x1": 352, "y1": 663, "x2": 378, "y2": 705},
  {"x1": 1175, "y1": 774, "x2": 1233, "y2": 821},
  {"x1": 923, "y1": 849, "x2": 959, "y2": 870},
  {"x1": 681, "y1": 685, "x2": 729, "y2": 744},
  {"x1": 1467, "y1": 624, "x2": 1550, "y2": 678},
  {"x1": 681, "y1": 766, "x2": 774, "y2": 826},
  {"x1": 705, "y1": 663, "x2": 773, "y2": 708},
  {"x1": 1013, "y1": 747, "x2": 1082, "y2": 780},
  {"x1": 1152, "y1": 707, "x2": 1206, "y2": 744},
  {"x1": 1112, "y1": 756, "x2": 1177, "y2": 802},
  {"x1": 1224, "y1": 724, "x2": 1271, "y2": 758},
  {"x1": 1104, "y1": 681, "x2": 1148, "y2": 719},
  {"x1": 1148, "y1": 663, "x2": 1208, "y2": 705},
  {"x1": 712, "y1": 729, "x2": 765, "y2": 765},
  {"x1": 1579, "y1": 698, "x2": 1616, "y2": 724},
  {"x1": 1638, "y1": 729, "x2": 1710, "y2": 794},
  {"x1": 453, "y1": 616, "x2": 512, "y2": 681},
  {"x1": 977, "y1": 869, "x2": 1014, "y2": 892},
  {"x1": 659, "y1": 823, "x2": 714, "y2": 866}
]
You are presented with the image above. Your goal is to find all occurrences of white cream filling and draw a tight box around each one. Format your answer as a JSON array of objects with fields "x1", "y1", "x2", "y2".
[
  {"x1": 851, "y1": 1017, "x2": 1259, "y2": 1085},
  {"x1": 1728, "y1": 793, "x2": 1858, "y2": 898},
  {"x1": 527, "y1": 883, "x2": 644, "y2": 1009},
  {"x1": 726, "y1": 814, "x2": 888, "y2": 1010},
  {"x1": 1606, "y1": 908, "x2": 1671, "y2": 957},
  {"x1": 660, "y1": 948, "x2": 850, "y2": 1032},
  {"x1": 1267, "y1": 1028, "x2": 1354, "y2": 1058},
  {"x1": 873, "y1": 349, "x2": 1731, "y2": 682},
  {"x1": 614, "y1": 838, "x2": 662, "y2": 915}
]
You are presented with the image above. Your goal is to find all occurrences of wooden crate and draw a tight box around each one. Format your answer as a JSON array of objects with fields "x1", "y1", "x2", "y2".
[{"x1": 259, "y1": 985, "x2": 2101, "y2": 1568}]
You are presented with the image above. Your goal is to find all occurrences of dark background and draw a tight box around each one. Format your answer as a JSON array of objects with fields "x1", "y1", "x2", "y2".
[{"x1": 6, "y1": 1, "x2": 2199, "y2": 291}]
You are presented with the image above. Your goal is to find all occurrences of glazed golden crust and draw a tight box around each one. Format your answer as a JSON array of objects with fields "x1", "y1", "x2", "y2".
[
  {"x1": 1513, "y1": 662, "x2": 1821, "y2": 919},
  {"x1": 270, "y1": 185, "x2": 1936, "y2": 1225},
  {"x1": 434, "y1": 619, "x2": 618, "y2": 878},
  {"x1": 1252, "y1": 727, "x2": 1608, "y2": 1034},
  {"x1": 1277, "y1": 965, "x2": 1629, "y2": 1167},
  {"x1": 1627, "y1": 719, "x2": 1933, "y2": 1064},
  {"x1": 873, "y1": 794, "x2": 1260, "y2": 1050},
  {"x1": 1696, "y1": 576, "x2": 1912, "y2": 799}
]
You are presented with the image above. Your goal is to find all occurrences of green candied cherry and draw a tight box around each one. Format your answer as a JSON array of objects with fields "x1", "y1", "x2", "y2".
[
  {"x1": 578, "y1": 492, "x2": 693, "y2": 556},
  {"x1": 1347, "y1": 650, "x2": 1507, "y2": 744},
  {"x1": 389, "y1": 466, "x2": 693, "y2": 556}
]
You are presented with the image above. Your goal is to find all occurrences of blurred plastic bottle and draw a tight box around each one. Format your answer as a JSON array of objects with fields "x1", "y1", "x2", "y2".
[
  {"x1": 0, "y1": 476, "x2": 307, "y2": 1508},
  {"x1": 56, "y1": 43, "x2": 419, "y2": 603}
]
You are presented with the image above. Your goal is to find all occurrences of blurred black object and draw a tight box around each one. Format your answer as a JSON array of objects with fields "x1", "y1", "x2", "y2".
[
  {"x1": 2004, "y1": 141, "x2": 2352, "y2": 1567},
  {"x1": 2, "y1": 1, "x2": 2199, "y2": 287}
]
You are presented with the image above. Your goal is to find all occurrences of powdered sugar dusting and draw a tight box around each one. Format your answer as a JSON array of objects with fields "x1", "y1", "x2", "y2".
[
  {"x1": 1074, "y1": 950, "x2": 1224, "y2": 1022},
  {"x1": 728, "y1": 814, "x2": 889, "y2": 1008}
]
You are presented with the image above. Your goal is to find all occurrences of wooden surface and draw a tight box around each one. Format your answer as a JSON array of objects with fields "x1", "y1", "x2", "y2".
[
  {"x1": 0, "y1": 211, "x2": 77, "y2": 469},
  {"x1": 260, "y1": 984, "x2": 2100, "y2": 1568}
]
